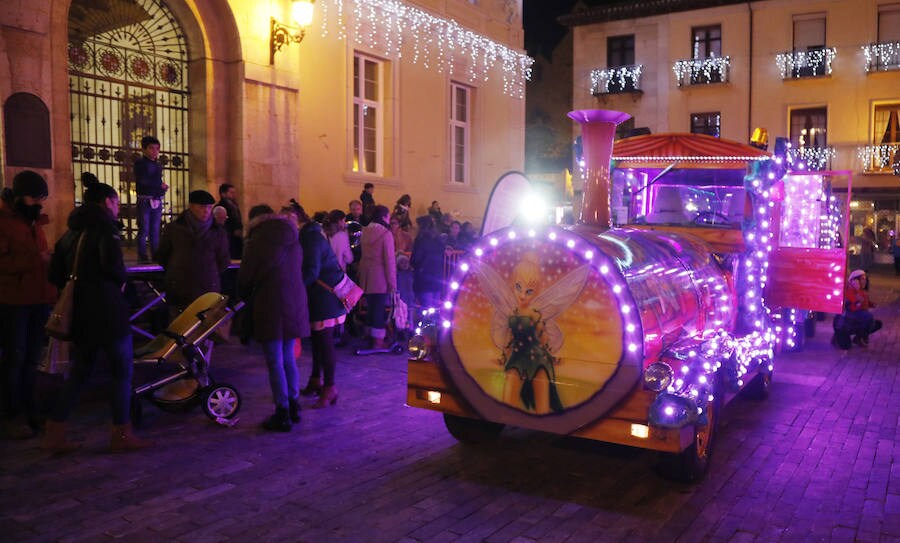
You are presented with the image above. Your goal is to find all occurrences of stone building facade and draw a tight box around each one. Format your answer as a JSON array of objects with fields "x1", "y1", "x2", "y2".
[{"x1": 0, "y1": 0, "x2": 529, "y2": 242}]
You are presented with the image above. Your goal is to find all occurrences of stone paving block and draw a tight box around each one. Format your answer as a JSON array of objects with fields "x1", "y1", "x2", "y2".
[{"x1": 2, "y1": 271, "x2": 899, "y2": 543}]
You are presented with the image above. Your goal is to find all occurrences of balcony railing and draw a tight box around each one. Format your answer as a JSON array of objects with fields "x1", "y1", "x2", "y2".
[
  {"x1": 862, "y1": 42, "x2": 900, "y2": 72},
  {"x1": 672, "y1": 56, "x2": 730, "y2": 86},
  {"x1": 775, "y1": 47, "x2": 836, "y2": 79},
  {"x1": 788, "y1": 146, "x2": 835, "y2": 171},
  {"x1": 590, "y1": 64, "x2": 643, "y2": 95},
  {"x1": 857, "y1": 143, "x2": 900, "y2": 173}
]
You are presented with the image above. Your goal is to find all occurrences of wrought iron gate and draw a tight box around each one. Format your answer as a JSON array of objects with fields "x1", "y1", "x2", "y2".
[{"x1": 68, "y1": 0, "x2": 190, "y2": 242}]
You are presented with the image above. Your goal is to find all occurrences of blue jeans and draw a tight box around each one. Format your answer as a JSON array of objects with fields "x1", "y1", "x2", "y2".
[
  {"x1": 262, "y1": 339, "x2": 299, "y2": 409},
  {"x1": 0, "y1": 304, "x2": 50, "y2": 420},
  {"x1": 136, "y1": 197, "x2": 162, "y2": 260},
  {"x1": 52, "y1": 334, "x2": 134, "y2": 425}
]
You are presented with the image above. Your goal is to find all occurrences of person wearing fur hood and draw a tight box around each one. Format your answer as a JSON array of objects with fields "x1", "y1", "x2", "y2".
[{"x1": 238, "y1": 206, "x2": 310, "y2": 431}]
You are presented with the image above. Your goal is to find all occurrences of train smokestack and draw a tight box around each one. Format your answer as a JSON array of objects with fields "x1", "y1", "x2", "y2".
[{"x1": 568, "y1": 110, "x2": 632, "y2": 228}]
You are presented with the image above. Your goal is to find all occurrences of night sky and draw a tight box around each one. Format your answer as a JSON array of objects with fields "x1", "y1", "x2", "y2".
[{"x1": 523, "y1": 0, "x2": 618, "y2": 60}]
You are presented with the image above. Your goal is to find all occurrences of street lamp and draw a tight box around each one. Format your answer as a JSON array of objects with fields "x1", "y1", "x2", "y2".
[{"x1": 270, "y1": 0, "x2": 315, "y2": 65}]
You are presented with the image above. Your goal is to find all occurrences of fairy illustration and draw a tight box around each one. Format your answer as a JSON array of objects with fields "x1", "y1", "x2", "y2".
[{"x1": 471, "y1": 252, "x2": 591, "y2": 413}]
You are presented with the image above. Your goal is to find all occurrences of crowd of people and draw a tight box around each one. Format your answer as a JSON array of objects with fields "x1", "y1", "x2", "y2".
[{"x1": 0, "y1": 159, "x2": 485, "y2": 445}]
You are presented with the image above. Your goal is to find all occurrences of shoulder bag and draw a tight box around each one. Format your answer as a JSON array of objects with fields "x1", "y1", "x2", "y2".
[
  {"x1": 318, "y1": 274, "x2": 364, "y2": 312},
  {"x1": 45, "y1": 232, "x2": 86, "y2": 341}
]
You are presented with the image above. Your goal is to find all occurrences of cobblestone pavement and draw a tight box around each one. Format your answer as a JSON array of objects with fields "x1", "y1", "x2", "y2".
[{"x1": 2, "y1": 269, "x2": 899, "y2": 543}]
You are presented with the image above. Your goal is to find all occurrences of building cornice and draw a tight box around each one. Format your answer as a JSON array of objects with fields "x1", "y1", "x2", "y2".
[{"x1": 559, "y1": 0, "x2": 760, "y2": 27}]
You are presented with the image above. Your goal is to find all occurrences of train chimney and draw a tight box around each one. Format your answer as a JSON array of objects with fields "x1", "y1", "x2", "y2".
[{"x1": 568, "y1": 109, "x2": 632, "y2": 228}]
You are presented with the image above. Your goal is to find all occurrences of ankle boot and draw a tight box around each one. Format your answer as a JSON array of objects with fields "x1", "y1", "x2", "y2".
[
  {"x1": 299, "y1": 376, "x2": 322, "y2": 397},
  {"x1": 312, "y1": 386, "x2": 339, "y2": 409},
  {"x1": 110, "y1": 423, "x2": 153, "y2": 452},
  {"x1": 288, "y1": 398, "x2": 301, "y2": 423},
  {"x1": 262, "y1": 407, "x2": 292, "y2": 432},
  {"x1": 40, "y1": 420, "x2": 80, "y2": 453}
]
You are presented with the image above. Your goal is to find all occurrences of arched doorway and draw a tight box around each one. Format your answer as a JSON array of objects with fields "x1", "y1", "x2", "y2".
[{"x1": 67, "y1": 0, "x2": 190, "y2": 241}]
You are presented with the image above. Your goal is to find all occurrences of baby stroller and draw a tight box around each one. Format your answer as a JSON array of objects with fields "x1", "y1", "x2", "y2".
[{"x1": 131, "y1": 292, "x2": 244, "y2": 426}]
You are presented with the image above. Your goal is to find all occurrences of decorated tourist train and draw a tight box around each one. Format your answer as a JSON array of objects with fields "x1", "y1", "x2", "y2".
[{"x1": 406, "y1": 109, "x2": 852, "y2": 481}]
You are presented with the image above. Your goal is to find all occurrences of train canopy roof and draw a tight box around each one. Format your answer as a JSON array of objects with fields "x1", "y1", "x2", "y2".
[{"x1": 612, "y1": 133, "x2": 771, "y2": 170}]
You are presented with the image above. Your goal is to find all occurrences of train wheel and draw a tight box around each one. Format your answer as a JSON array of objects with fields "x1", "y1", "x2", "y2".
[
  {"x1": 202, "y1": 384, "x2": 241, "y2": 421},
  {"x1": 656, "y1": 392, "x2": 719, "y2": 482},
  {"x1": 443, "y1": 414, "x2": 504, "y2": 444}
]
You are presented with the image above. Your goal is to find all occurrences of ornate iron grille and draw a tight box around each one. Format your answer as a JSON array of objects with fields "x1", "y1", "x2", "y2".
[{"x1": 68, "y1": 0, "x2": 190, "y2": 242}]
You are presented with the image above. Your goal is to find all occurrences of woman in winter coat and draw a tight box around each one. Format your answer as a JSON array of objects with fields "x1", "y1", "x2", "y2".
[
  {"x1": 410, "y1": 215, "x2": 446, "y2": 309},
  {"x1": 359, "y1": 205, "x2": 397, "y2": 349},
  {"x1": 45, "y1": 183, "x2": 151, "y2": 452},
  {"x1": 324, "y1": 209, "x2": 354, "y2": 272},
  {"x1": 295, "y1": 203, "x2": 347, "y2": 408},
  {"x1": 238, "y1": 205, "x2": 310, "y2": 431}
]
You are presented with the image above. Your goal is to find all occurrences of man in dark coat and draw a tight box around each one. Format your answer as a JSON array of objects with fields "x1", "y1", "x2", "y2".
[
  {"x1": 216, "y1": 183, "x2": 243, "y2": 259},
  {"x1": 411, "y1": 215, "x2": 447, "y2": 310},
  {"x1": 0, "y1": 171, "x2": 56, "y2": 438},
  {"x1": 238, "y1": 205, "x2": 310, "y2": 431},
  {"x1": 360, "y1": 182, "x2": 376, "y2": 220},
  {"x1": 157, "y1": 190, "x2": 230, "y2": 311},
  {"x1": 44, "y1": 183, "x2": 151, "y2": 452}
]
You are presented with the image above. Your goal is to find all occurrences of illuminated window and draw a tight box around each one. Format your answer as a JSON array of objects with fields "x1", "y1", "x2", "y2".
[
  {"x1": 691, "y1": 112, "x2": 720, "y2": 138},
  {"x1": 450, "y1": 83, "x2": 471, "y2": 184},
  {"x1": 353, "y1": 53, "x2": 383, "y2": 174},
  {"x1": 692, "y1": 25, "x2": 721, "y2": 60},
  {"x1": 790, "y1": 107, "x2": 827, "y2": 149}
]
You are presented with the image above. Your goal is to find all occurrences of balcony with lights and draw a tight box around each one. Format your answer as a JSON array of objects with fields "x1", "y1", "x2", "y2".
[
  {"x1": 788, "y1": 146, "x2": 835, "y2": 171},
  {"x1": 590, "y1": 64, "x2": 644, "y2": 96},
  {"x1": 862, "y1": 42, "x2": 900, "y2": 72},
  {"x1": 857, "y1": 143, "x2": 899, "y2": 173},
  {"x1": 672, "y1": 56, "x2": 730, "y2": 87},
  {"x1": 775, "y1": 47, "x2": 836, "y2": 79}
]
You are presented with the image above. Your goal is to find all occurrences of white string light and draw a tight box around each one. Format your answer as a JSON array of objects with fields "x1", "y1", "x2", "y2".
[
  {"x1": 672, "y1": 56, "x2": 730, "y2": 87},
  {"x1": 590, "y1": 64, "x2": 643, "y2": 94},
  {"x1": 857, "y1": 143, "x2": 899, "y2": 171},
  {"x1": 318, "y1": 0, "x2": 533, "y2": 98},
  {"x1": 862, "y1": 42, "x2": 900, "y2": 72},
  {"x1": 788, "y1": 147, "x2": 835, "y2": 171},
  {"x1": 775, "y1": 47, "x2": 836, "y2": 78}
]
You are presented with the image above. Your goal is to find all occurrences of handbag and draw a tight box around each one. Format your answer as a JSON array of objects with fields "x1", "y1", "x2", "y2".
[
  {"x1": 318, "y1": 274, "x2": 364, "y2": 311},
  {"x1": 45, "y1": 233, "x2": 86, "y2": 341}
]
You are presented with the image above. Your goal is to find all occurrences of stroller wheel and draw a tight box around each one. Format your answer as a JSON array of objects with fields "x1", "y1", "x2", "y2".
[
  {"x1": 391, "y1": 343, "x2": 405, "y2": 354},
  {"x1": 202, "y1": 383, "x2": 241, "y2": 421}
]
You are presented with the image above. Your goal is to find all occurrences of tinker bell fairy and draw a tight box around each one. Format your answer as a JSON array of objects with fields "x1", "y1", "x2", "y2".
[{"x1": 472, "y1": 252, "x2": 591, "y2": 414}]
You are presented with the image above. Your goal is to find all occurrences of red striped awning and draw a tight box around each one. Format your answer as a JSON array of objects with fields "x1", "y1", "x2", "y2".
[{"x1": 612, "y1": 133, "x2": 770, "y2": 169}]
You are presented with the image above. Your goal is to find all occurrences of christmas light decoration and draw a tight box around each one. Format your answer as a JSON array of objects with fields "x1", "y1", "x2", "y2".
[
  {"x1": 788, "y1": 146, "x2": 835, "y2": 171},
  {"x1": 857, "y1": 144, "x2": 900, "y2": 171},
  {"x1": 590, "y1": 64, "x2": 643, "y2": 94},
  {"x1": 318, "y1": 0, "x2": 533, "y2": 98},
  {"x1": 775, "y1": 47, "x2": 836, "y2": 78},
  {"x1": 672, "y1": 56, "x2": 730, "y2": 87},
  {"x1": 862, "y1": 42, "x2": 900, "y2": 72}
]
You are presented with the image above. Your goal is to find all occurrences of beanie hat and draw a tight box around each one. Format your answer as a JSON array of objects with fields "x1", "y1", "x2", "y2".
[
  {"x1": 188, "y1": 190, "x2": 215, "y2": 205},
  {"x1": 12, "y1": 170, "x2": 48, "y2": 199},
  {"x1": 849, "y1": 269, "x2": 866, "y2": 282}
]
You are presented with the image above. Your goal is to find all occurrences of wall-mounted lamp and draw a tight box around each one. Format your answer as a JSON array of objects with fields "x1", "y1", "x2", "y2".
[{"x1": 270, "y1": 0, "x2": 315, "y2": 65}]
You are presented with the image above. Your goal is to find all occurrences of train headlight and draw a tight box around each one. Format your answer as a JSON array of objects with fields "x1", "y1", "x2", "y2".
[
  {"x1": 407, "y1": 335, "x2": 429, "y2": 360},
  {"x1": 643, "y1": 362, "x2": 674, "y2": 392}
]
